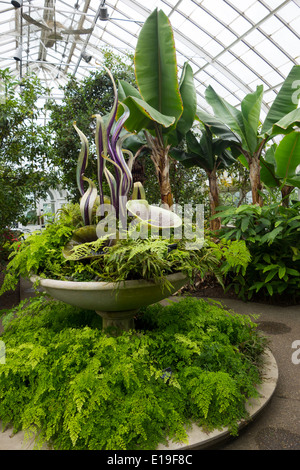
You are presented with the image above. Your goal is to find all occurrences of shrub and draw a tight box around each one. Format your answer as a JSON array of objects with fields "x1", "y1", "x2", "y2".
[
  {"x1": 215, "y1": 202, "x2": 300, "y2": 302},
  {"x1": 0, "y1": 296, "x2": 267, "y2": 450}
]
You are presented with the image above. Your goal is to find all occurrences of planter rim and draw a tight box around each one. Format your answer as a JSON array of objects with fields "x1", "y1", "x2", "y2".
[{"x1": 30, "y1": 272, "x2": 187, "y2": 292}]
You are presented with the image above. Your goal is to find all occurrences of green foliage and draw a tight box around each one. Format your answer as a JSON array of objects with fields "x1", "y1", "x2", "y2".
[
  {"x1": 0, "y1": 204, "x2": 82, "y2": 296},
  {"x1": 0, "y1": 69, "x2": 59, "y2": 231},
  {"x1": 0, "y1": 228, "x2": 21, "y2": 266},
  {"x1": 215, "y1": 202, "x2": 300, "y2": 302},
  {"x1": 198, "y1": 65, "x2": 300, "y2": 205},
  {"x1": 0, "y1": 200, "x2": 250, "y2": 296},
  {"x1": 0, "y1": 296, "x2": 267, "y2": 449}
]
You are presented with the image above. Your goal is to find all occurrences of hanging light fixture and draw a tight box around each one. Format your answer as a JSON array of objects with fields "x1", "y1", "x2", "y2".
[
  {"x1": 81, "y1": 51, "x2": 92, "y2": 63},
  {"x1": 99, "y1": 6, "x2": 109, "y2": 21},
  {"x1": 11, "y1": 0, "x2": 23, "y2": 7},
  {"x1": 13, "y1": 45, "x2": 23, "y2": 61}
]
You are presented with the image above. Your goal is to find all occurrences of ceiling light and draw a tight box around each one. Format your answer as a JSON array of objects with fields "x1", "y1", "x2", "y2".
[
  {"x1": 13, "y1": 46, "x2": 23, "y2": 61},
  {"x1": 11, "y1": 0, "x2": 23, "y2": 8},
  {"x1": 99, "y1": 6, "x2": 109, "y2": 21},
  {"x1": 81, "y1": 51, "x2": 92, "y2": 63}
]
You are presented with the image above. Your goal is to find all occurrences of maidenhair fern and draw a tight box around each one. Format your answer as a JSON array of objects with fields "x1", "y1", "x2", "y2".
[{"x1": 0, "y1": 296, "x2": 267, "y2": 450}]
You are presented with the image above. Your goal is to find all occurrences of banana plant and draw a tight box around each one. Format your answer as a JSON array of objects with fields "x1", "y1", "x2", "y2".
[
  {"x1": 197, "y1": 65, "x2": 300, "y2": 206},
  {"x1": 117, "y1": 8, "x2": 197, "y2": 208},
  {"x1": 171, "y1": 126, "x2": 236, "y2": 230}
]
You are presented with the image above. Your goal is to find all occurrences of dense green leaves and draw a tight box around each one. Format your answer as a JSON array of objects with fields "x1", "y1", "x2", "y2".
[
  {"x1": 215, "y1": 202, "x2": 300, "y2": 302},
  {"x1": 0, "y1": 201, "x2": 249, "y2": 297},
  {"x1": 0, "y1": 69, "x2": 58, "y2": 231},
  {"x1": 274, "y1": 132, "x2": 300, "y2": 179},
  {"x1": 0, "y1": 296, "x2": 266, "y2": 449},
  {"x1": 171, "y1": 125, "x2": 237, "y2": 229},
  {"x1": 205, "y1": 85, "x2": 250, "y2": 151},
  {"x1": 172, "y1": 127, "x2": 236, "y2": 173},
  {"x1": 0, "y1": 204, "x2": 82, "y2": 296},
  {"x1": 197, "y1": 65, "x2": 300, "y2": 206}
]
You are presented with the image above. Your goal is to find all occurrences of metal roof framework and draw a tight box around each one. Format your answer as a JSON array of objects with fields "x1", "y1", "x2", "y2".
[{"x1": 0, "y1": 0, "x2": 299, "y2": 119}]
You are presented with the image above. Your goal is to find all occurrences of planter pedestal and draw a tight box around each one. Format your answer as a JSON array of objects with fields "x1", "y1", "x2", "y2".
[
  {"x1": 31, "y1": 272, "x2": 187, "y2": 331},
  {"x1": 96, "y1": 309, "x2": 138, "y2": 331}
]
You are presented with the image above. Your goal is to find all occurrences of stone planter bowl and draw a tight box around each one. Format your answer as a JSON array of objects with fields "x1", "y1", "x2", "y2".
[{"x1": 31, "y1": 272, "x2": 187, "y2": 331}]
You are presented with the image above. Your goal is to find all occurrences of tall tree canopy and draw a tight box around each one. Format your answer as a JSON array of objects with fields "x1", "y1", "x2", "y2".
[{"x1": 0, "y1": 69, "x2": 58, "y2": 231}]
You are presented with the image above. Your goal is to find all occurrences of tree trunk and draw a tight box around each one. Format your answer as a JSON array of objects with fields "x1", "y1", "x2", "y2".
[
  {"x1": 208, "y1": 168, "x2": 221, "y2": 231},
  {"x1": 281, "y1": 185, "x2": 294, "y2": 207},
  {"x1": 147, "y1": 134, "x2": 174, "y2": 208},
  {"x1": 157, "y1": 149, "x2": 173, "y2": 208},
  {"x1": 249, "y1": 156, "x2": 263, "y2": 206}
]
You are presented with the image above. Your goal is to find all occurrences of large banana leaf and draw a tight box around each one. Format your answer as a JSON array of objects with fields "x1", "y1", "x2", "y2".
[
  {"x1": 171, "y1": 128, "x2": 236, "y2": 172},
  {"x1": 134, "y1": 8, "x2": 183, "y2": 127},
  {"x1": 262, "y1": 65, "x2": 300, "y2": 135},
  {"x1": 117, "y1": 64, "x2": 193, "y2": 138},
  {"x1": 205, "y1": 85, "x2": 250, "y2": 151},
  {"x1": 117, "y1": 80, "x2": 151, "y2": 132},
  {"x1": 117, "y1": 94, "x2": 176, "y2": 133},
  {"x1": 260, "y1": 145, "x2": 280, "y2": 188},
  {"x1": 271, "y1": 108, "x2": 300, "y2": 136},
  {"x1": 286, "y1": 175, "x2": 300, "y2": 188},
  {"x1": 176, "y1": 62, "x2": 197, "y2": 136},
  {"x1": 118, "y1": 80, "x2": 141, "y2": 102},
  {"x1": 187, "y1": 129, "x2": 214, "y2": 171},
  {"x1": 169, "y1": 147, "x2": 202, "y2": 169},
  {"x1": 241, "y1": 85, "x2": 263, "y2": 135},
  {"x1": 170, "y1": 130, "x2": 213, "y2": 171},
  {"x1": 196, "y1": 108, "x2": 241, "y2": 143},
  {"x1": 274, "y1": 131, "x2": 300, "y2": 179},
  {"x1": 241, "y1": 85, "x2": 264, "y2": 152}
]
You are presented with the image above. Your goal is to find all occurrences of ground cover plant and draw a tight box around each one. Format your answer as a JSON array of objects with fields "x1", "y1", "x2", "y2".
[{"x1": 0, "y1": 296, "x2": 267, "y2": 450}]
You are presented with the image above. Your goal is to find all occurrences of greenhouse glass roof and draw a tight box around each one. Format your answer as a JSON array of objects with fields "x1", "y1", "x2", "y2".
[{"x1": 0, "y1": 0, "x2": 299, "y2": 118}]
